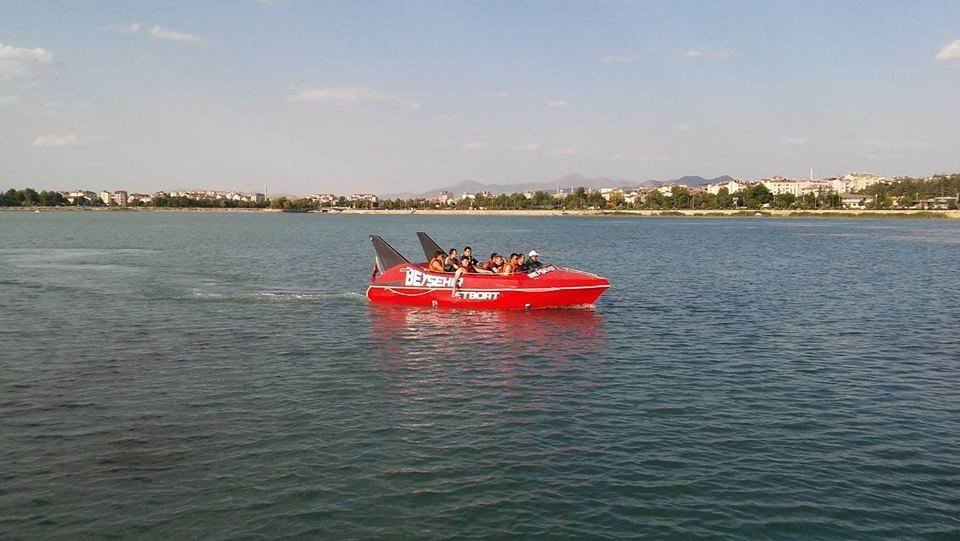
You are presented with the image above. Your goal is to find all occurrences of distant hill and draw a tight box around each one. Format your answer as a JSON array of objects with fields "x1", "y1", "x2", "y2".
[{"x1": 383, "y1": 173, "x2": 733, "y2": 199}]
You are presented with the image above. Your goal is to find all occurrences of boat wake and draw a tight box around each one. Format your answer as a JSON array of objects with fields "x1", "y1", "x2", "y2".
[{"x1": 185, "y1": 289, "x2": 366, "y2": 304}]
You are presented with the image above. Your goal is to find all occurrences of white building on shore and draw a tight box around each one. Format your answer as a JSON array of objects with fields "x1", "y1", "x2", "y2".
[
  {"x1": 827, "y1": 172, "x2": 888, "y2": 193},
  {"x1": 437, "y1": 191, "x2": 454, "y2": 204},
  {"x1": 310, "y1": 193, "x2": 337, "y2": 205},
  {"x1": 706, "y1": 179, "x2": 750, "y2": 195},
  {"x1": 66, "y1": 190, "x2": 96, "y2": 204},
  {"x1": 348, "y1": 193, "x2": 378, "y2": 205},
  {"x1": 656, "y1": 184, "x2": 677, "y2": 196},
  {"x1": 761, "y1": 177, "x2": 834, "y2": 196},
  {"x1": 128, "y1": 193, "x2": 151, "y2": 205},
  {"x1": 600, "y1": 187, "x2": 624, "y2": 201}
]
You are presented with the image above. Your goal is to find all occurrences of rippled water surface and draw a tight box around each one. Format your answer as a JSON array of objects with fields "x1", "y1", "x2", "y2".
[{"x1": 2, "y1": 212, "x2": 959, "y2": 538}]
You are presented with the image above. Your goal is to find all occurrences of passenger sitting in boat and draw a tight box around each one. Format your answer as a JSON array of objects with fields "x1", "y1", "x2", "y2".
[
  {"x1": 455, "y1": 255, "x2": 476, "y2": 275},
  {"x1": 462, "y1": 246, "x2": 478, "y2": 266},
  {"x1": 481, "y1": 252, "x2": 503, "y2": 273},
  {"x1": 428, "y1": 250, "x2": 446, "y2": 272},
  {"x1": 516, "y1": 252, "x2": 530, "y2": 272},
  {"x1": 524, "y1": 250, "x2": 543, "y2": 270},
  {"x1": 452, "y1": 256, "x2": 475, "y2": 295},
  {"x1": 502, "y1": 253, "x2": 518, "y2": 275},
  {"x1": 444, "y1": 248, "x2": 459, "y2": 272}
]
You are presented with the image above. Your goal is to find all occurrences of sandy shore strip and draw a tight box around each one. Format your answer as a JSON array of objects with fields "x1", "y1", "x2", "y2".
[
  {"x1": 3, "y1": 207, "x2": 959, "y2": 219},
  {"x1": 337, "y1": 208, "x2": 960, "y2": 219}
]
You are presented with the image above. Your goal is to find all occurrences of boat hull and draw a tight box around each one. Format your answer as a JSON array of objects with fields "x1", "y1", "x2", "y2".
[{"x1": 367, "y1": 264, "x2": 610, "y2": 309}]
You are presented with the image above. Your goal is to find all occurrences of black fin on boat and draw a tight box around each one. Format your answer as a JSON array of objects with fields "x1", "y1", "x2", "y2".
[
  {"x1": 417, "y1": 232, "x2": 445, "y2": 261},
  {"x1": 370, "y1": 235, "x2": 410, "y2": 270}
]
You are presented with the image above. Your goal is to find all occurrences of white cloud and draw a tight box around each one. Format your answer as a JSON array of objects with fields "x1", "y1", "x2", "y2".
[
  {"x1": 682, "y1": 49, "x2": 729, "y2": 60},
  {"x1": 546, "y1": 100, "x2": 568, "y2": 108},
  {"x1": 551, "y1": 148, "x2": 578, "y2": 155},
  {"x1": 460, "y1": 141, "x2": 488, "y2": 150},
  {"x1": 432, "y1": 113, "x2": 459, "y2": 120},
  {"x1": 0, "y1": 42, "x2": 54, "y2": 79},
  {"x1": 936, "y1": 39, "x2": 960, "y2": 60},
  {"x1": 600, "y1": 55, "x2": 633, "y2": 64},
  {"x1": 288, "y1": 86, "x2": 421, "y2": 110},
  {"x1": 676, "y1": 123, "x2": 691, "y2": 131},
  {"x1": 779, "y1": 137, "x2": 809, "y2": 145},
  {"x1": 612, "y1": 153, "x2": 667, "y2": 162},
  {"x1": 32, "y1": 134, "x2": 80, "y2": 147},
  {"x1": 495, "y1": 91, "x2": 511, "y2": 97},
  {"x1": 108, "y1": 21, "x2": 142, "y2": 34},
  {"x1": 150, "y1": 26, "x2": 203, "y2": 45},
  {"x1": 0, "y1": 95, "x2": 22, "y2": 106}
]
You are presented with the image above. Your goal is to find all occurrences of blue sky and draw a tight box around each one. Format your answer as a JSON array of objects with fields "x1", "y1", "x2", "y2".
[{"x1": 1, "y1": 0, "x2": 959, "y2": 194}]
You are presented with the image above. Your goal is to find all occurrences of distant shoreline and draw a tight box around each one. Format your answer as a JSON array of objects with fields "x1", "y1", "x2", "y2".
[{"x1": 3, "y1": 206, "x2": 959, "y2": 219}]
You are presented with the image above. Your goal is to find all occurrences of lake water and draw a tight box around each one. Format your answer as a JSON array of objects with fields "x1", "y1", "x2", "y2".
[{"x1": 1, "y1": 212, "x2": 959, "y2": 538}]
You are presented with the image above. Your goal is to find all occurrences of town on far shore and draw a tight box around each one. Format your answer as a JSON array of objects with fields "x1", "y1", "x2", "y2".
[{"x1": 2, "y1": 171, "x2": 959, "y2": 211}]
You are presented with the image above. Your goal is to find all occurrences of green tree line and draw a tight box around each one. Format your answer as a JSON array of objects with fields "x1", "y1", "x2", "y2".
[
  {"x1": 860, "y1": 174, "x2": 960, "y2": 209},
  {"x1": 380, "y1": 185, "x2": 843, "y2": 211},
  {"x1": 1, "y1": 188, "x2": 69, "y2": 206},
  {"x1": 5, "y1": 175, "x2": 958, "y2": 210},
  {"x1": 150, "y1": 195, "x2": 267, "y2": 209}
]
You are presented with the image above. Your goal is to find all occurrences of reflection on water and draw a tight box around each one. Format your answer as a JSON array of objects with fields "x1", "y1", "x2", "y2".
[
  {"x1": 364, "y1": 305, "x2": 613, "y2": 495},
  {"x1": 368, "y1": 305, "x2": 604, "y2": 363},
  {"x1": 367, "y1": 305, "x2": 606, "y2": 404}
]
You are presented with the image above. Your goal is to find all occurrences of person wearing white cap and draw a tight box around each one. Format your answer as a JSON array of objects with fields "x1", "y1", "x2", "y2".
[{"x1": 525, "y1": 249, "x2": 543, "y2": 270}]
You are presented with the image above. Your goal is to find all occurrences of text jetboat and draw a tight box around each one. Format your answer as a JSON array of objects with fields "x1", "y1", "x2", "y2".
[{"x1": 366, "y1": 233, "x2": 610, "y2": 309}]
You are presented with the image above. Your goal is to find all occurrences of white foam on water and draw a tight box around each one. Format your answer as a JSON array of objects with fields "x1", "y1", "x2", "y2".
[{"x1": 186, "y1": 289, "x2": 366, "y2": 304}]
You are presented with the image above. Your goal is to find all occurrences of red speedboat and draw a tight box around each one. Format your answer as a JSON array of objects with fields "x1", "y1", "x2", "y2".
[{"x1": 366, "y1": 233, "x2": 610, "y2": 309}]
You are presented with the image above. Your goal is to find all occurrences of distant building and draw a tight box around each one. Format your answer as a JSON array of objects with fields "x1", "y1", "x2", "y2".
[
  {"x1": 656, "y1": 184, "x2": 676, "y2": 196},
  {"x1": 840, "y1": 194, "x2": 866, "y2": 209},
  {"x1": 98, "y1": 191, "x2": 111, "y2": 205},
  {"x1": 348, "y1": 194, "x2": 378, "y2": 208},
  {"x1": 706, "y1": 179, "x2": 750, "y2": 195},
  {"x1": 600, "y1": 187, "x2": 623, "y2": 201},
  {"x1": 66, "y1": 190, "x2": 96, "y2": 204},
  {"x1": 111, "y1": 191, "x2": 128, "y2": 206},
  {"x1": 799, "y1": 181, "x2": 832, "y2": 195},
  {"x1": 761, "y1": 177, "x2": 802, "y2": 196},
  {"x1": 827, "y1": 172, "x2": 888, "y2": 193},
  {"x1": 623, "y1": 189, "x2": 643, "y2": 205},
  {"x1": 920, "y1": 197, "x2": 958, "y2": 210},
  {"x1": 309, "y1": 193, "x2": 337, "y2": 205},
  {"x1": 128, "y1": 193, "x2": 150, "y2": 205},
  {"x1": 437, "y1": 191, "x2": 454, "y2": 205}
]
